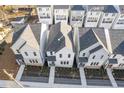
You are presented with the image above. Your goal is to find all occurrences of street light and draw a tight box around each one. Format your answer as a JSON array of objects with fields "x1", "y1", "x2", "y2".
[{"x1": 2, "y1": 69, "x2": 24, "y2": 88}]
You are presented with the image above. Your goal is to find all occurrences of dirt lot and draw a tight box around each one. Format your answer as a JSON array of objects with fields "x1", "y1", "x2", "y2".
[{"x1": 0, "y1": 32, "x2": 19, "y2": 80}]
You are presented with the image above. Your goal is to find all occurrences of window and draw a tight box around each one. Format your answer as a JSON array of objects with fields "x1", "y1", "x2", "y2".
[
  {"x1": 33, "y1": 52, "x2": 37, "y2": 56},
  {"x1": 50, "y1": 51, "x2": 53, "y2": 55},
  {"x1": 29, "y1": 60, "x2": 32, "y2": 63},
  {"x1": 35, "y1": 60, "x2": 38, "y2": 63},
  {"x1": 83, "y1": 53, "x2": 85, "y2": 56},
  {"x1": 64, "y1": 61, "x2": 66, "y2": 64},
  {"x1": 92, "y1": 55, "x2": 95, "y2": 59},
  {"x1": 39, "y1": 8, "x2": 42, "y2": 11},
  {"x1": 93, "y1": 62, "x2": 96, "y2": 65},
  {"x1": 68, "y1": 54, "x2": 71, "y2": 58},
  {"x1": 32, "y1": 60, "x2": 35, "y2": 63},
  {"x1": 91, "y1": 62, "x2": 93, "y2": 65},
  {"x1": 61, "y1": 61, "x2": 63, "y2": 64},
  {"x1": 100, "y1": 55, "x2": 104, "y2": 59},
  {"x1": 25, "y1": 52, "x2": 28, "y2": 56},
  {"x1": 67, "y1": 61, "x2": 69, "y2": 64},
  {"x1": 90, "y1": 12, "x2": 92, "y2": 15},
  {"x1": 59, "y1": 54, "x2": 62, "y2": 58},
  {"x1": 96, "y1": 62, "x2": 99, "y2": 65}
]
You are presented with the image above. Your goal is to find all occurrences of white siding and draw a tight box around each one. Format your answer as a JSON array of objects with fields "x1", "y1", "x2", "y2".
[
  {"x1": 99, "y1": 13, "x2": 117, "y2": 29},
  {"x1": 85, "y1": 48, "x2": 109, "y2": 68},
  {"x1": 54, "y1": 9, "x2": 69, "y2": 24},
  {"x1": 85, "y1": 11, "x2": 102, "y2": 27},
  {"x1": 37, "y1": 7, "x2": 53, "y2": 24},
  {"x1": 110, "y1": 54, "x2": 124, "y2": 69},
  {"x1": 70, "y1": 10, "x2": 85, "y2": 27},
  {"x1": 47, "y1": 47, "x2": 75, "y2": 68},
  {"x1": 112, "y1": 14, "x2": 124, "y2": 29}
]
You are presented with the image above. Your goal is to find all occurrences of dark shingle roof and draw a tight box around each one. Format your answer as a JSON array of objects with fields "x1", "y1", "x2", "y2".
[
  {"x1": 68, "y1": 31, "x2": 75, "y2": 52},
  {"x1": 79, "y1": 28, "x2": 107, "y2": 51},
  {"x1": 103, "y1": 5, "x2": 118, "y2": 13},
  {"x1": 12, "y1": 23, "x2": 41, "y2": 45},
  {"x1": 92, "y1": 28, "x2": 107, "y2": 48},
  {"x1": 109, "y1": 29, "x2": 124, "y2": 55},
  {"x1": 109, "y1": 59, "x2": 118, "y2": 64},
  {"x1": 12, "y1": 24, "x2": 27, "y2": 44},
  {"x1": 71, "y1": 5, "x2": 85, "y2": 11},
  {"x1": 88, "y1": 5, "x2": 104, "y2": 11},
  {"x1": 46, "y1": 22, "x2": 74, "y2": 52},
  {"x1": 46, "y1": 22, "x2": 65, "y2": 52},
  {"x1": 30, "y1": 23, "x2": 41, "y2": 44},
  {"x1": 79, "y1": 28, "x2": 98, "y2": 51},
  {"x1": 54, "y1": 5, "x2": 69, "y2": 9}
]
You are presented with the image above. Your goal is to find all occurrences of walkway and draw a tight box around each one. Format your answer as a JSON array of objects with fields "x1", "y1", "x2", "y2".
[
  {"x1": 104, "y1": 29, "x2": 112, "y2": 53},
  {"x1": 48, "y1": 66, "x2": 55, "y2": 86},
  {"x1": 79, "y1": 67, "x2": 87, "y2": 87},
  {"x1": 15, "y1": 65, "x2": 25, "y2": 81},
  {"x1": 106, "y1": 68, "x2": 118, "y2": 87}
]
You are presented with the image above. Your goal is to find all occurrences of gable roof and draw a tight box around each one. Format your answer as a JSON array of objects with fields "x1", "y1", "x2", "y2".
[
  {"x1": 109, "y1": 29, "x2": 124, "y2": 55},
  {"x1": 71, "y1": 5, "x2": 85, "y2": 11},
  {"x1": 103, "y1": 5, "x2": 118, "y2": 13},
  {"x1": 30, "y1": 24, "x2": 41, "y2": 45},
  {"x1": 79, "y1": 28, "x2": 98, "y2": 51},
  {"x1": 46, "y1": 22, "x2": 74, "y2": 52},
  {"x1": 12, "y1": 24, "x2": 27, "y2": 44},
  {"x1": 79, "y1": 28, "x2": 107, "y2": 51},
  {"x1": 12, "y1": 23, "x2": 41, "y2": 45},
  {"x1": 92, "y1": 28, "x2": 107, "y2": 48}
]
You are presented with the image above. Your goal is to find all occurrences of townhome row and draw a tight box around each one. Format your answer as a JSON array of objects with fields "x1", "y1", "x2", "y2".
[
  {"x1": 37, "y1": 5, "x2": 124, "y2": 29},
  {"x1": 11, "y1": 22, "x2": 124, "y2": 70}
]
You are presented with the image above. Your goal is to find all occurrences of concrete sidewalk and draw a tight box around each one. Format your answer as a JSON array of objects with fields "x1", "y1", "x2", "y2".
[
  {"x1": 48, "y1": 66, "x2": 55, "y2": 86},
  {"x1": 106, "y1": 68, "x2": 118, "y2": 87},
  {"x1": 79, "y1": 67, "x2": 87, "y2": 87},
  {"x1": 15, "y1": 65, "x2": 25, "y2": 81}
]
